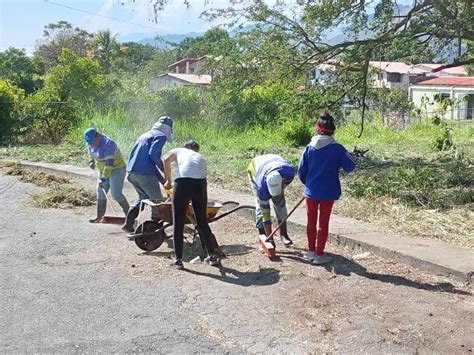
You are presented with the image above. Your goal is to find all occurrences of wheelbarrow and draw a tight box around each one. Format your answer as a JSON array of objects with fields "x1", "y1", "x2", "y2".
[{"x1": 129, "y1": 199, "x2": 255, "y2": 252}]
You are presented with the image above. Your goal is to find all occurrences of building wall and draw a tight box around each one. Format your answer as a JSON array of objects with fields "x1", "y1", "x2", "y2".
[
  {"x1": 150, "y1": 76, "x2": 187, "y2": 91},
  {"x1": 372, "y1": 72, "x2": 410, "y2": 90},
  {"x1": 410, "y1": 86, "x2": 474, "y2": 120}
]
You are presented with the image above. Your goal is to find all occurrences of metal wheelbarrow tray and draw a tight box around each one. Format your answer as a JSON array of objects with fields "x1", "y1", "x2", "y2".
[{"x1": 131, "y1": 199, "x2": 254, "y2": 252}]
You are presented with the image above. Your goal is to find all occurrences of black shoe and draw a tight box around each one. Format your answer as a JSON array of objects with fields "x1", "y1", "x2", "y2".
[
  {"x1": 170, "y1": 259, "x2": 184, "y2": 270},
  {"x1": 205, "y1": 255, "x2": 221, "y2": 267}
]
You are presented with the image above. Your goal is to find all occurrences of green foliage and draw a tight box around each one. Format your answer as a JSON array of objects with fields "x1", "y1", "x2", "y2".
[
  {"x1": 431, "y1": 119, "x2": 454, "y2": 151},
  {"x1": 281, "y1": 115, "x2": 313, "y2": 147},
  {"x1": 25, "y1": 49, "x2": 110, "y2": 143},
  {"x1": 113, "y1": 42, "x2": 160, "y2": 73},
  {"x1": 0, "y1": 80, "x2": 25, "y2": 142},
  {"x1": 347, "y1": 148, "x2": 473, "y2": 209},
  {"x1": 174, "y1": 27, "x2": 236, "y2": 59},
  {"x1": 157, "y1": 86, "x2": 203, "y2": 120},
  {"x1": 0, "y1": 48, "x2": 44, "y2": 94}
]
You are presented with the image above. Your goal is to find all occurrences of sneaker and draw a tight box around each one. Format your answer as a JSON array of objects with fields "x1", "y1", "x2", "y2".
[
  {"x1": 304, "y1": 251, "x2": 316, "y2": 262},
  {"x1": 205, "y1": 255, "x2": 221, "y2": 267},
  {"x1": 170, "y1": 259, "x2": 184, "y2": 270},
  {"x1": 280, "y1": 235, "x2": 293, "y2": 246},
  {"x1": 312, "y1": 254, "x2": 333, "y2": 265}
]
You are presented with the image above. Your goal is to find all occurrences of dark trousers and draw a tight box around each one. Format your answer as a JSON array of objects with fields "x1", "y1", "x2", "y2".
[{"x1": 172, "y1": 178, "x2": 217, "y2": 260}]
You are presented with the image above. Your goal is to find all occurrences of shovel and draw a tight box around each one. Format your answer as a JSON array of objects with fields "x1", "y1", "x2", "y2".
[{"x1": 98, "y1": 187, "x2": 126, "y2": 225}]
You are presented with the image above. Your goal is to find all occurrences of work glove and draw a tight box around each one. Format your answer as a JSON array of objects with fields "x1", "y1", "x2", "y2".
[
  {"x1": 98, "y1": 177, "x2": 108, "y2": 188},
  {"x1": 88, "y1": 160, "x2": 95, "y2": 170}
]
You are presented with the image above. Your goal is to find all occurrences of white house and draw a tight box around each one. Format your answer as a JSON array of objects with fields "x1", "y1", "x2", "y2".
[
  {"x1": 150, "y1": 73, "x2": 212, "y2": 91},
  {"x1": 370, "y1": 61, "x2": 467, "y2": 90},
  {"x1": 409, "y1": 76, "x2": 474, "y2": 120}
]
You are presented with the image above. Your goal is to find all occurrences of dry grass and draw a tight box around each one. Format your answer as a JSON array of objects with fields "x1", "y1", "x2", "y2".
[
  {"x1": 5, "y1": 165, "x2": 70, "y2": 187},
  {"x1": 31, "y1": 184, "x2": 95, "y2": 208},
  {"x1": 334, "y1": 196, "x2": 474, "y2": 248},
  {"x1": 0, "y1": 161, "x2": 94, "y2": 209}
]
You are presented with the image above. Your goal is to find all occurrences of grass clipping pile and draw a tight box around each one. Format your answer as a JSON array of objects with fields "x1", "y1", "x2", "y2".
[{"x1": 2, "y1": 162, "x2": 95, "y2": 208}]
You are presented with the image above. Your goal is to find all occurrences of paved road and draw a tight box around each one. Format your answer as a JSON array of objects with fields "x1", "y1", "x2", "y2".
[{"x1": 1, "y1": 174, "x2": 473, "y2": 353}]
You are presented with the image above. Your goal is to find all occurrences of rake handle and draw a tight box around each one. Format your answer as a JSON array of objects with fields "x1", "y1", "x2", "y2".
[{"x1": 265, "y1": 196, "x2": 305, "y2": 242}]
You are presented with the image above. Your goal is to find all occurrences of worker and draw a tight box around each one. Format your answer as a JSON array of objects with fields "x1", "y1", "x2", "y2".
[
  {"x1": 163, "y1": 139, "x2": 221, "y2": 270},
  {"x1": 247, "y1": 154, "x2": 295, "y2": 246},
  {"x1": 121, "y1": 116, "x2": 173, "y2": 233},
  {"x1": 298, "y1": 112, "x2": 356, "y2": 265},
  {"x1": 84, "y1": 128, "x2": 129, "y2": 223}
]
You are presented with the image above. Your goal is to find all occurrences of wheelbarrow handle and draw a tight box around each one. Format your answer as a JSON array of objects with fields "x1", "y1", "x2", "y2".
[
  {"x1": 208, "y1": 204, "x2": 255, "y2": 223},
  {"x1": 265, "y1": 196, "x2": 305, "y2": 242}
]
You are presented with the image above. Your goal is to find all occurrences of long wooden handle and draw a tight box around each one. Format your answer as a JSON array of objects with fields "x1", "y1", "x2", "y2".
[{"x1": 265, "y1": 196, "x2": 305, "y2": 242}]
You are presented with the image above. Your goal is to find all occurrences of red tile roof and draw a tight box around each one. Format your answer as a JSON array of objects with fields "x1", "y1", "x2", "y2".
[{"x1": 412, "y1": 76, "x2": 474, "y2": 87}]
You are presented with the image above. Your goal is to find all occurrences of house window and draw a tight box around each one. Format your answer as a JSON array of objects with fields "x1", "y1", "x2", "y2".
[
  {"x1": 377, "y1": 72, "x2": 384, "y2": 80},
  {"x1": 440, "y1": 93, "x2": 450, "y2": 100},
  {"x1": 190, "y1": 68, "x2": 195, "y2": 73},
  {"x1": 387, "y1": 73, "x2": 402, "y2": 82}
]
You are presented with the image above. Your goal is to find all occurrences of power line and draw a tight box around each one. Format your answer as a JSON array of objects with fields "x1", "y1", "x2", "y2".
[{"x1": 43, "y1": 0, "x2": 162, "y2": 31}]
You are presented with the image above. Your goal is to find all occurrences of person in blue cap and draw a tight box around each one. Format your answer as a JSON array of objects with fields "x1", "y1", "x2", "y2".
[
  {"x1": 121, "y1": 116, "x2": 173, "y2": 232},
  {"x1": 83, "y1": 128, "x2": 129, "y2": 223}
]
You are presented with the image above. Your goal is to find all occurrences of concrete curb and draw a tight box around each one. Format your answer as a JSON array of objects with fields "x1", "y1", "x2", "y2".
[{"x1": 14, "y1": 160, "x2": 474, "y2": 283}]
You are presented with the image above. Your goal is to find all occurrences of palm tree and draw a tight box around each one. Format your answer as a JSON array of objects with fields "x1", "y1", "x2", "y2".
[{"x1": 93, "y1": 29, "x2": 120, "y2": 73}]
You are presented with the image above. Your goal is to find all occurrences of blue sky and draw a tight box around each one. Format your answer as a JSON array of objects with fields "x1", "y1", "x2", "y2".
[{"x1": 0, "y1": 0, "x2": 227, "y2": 52}]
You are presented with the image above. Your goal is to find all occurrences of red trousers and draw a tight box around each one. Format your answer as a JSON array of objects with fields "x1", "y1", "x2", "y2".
[{"x1": 305, "y1": 197, "x2": 334, "y2": 256}]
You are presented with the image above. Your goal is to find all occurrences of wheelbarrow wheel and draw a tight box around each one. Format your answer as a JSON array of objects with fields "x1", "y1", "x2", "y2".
[{"x1": 134, "y1": 221, "x2": 166, "y2": 252}]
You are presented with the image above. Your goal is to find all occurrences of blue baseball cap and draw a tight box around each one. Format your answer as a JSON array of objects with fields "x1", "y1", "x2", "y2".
[{"x1": 83, "y1": 128, "x2": 97, "y2": 145}]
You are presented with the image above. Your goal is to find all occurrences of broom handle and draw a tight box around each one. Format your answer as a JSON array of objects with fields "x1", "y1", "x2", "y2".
[
  {"x1": 265, "y1": 196, "x2": 305, "y2": 242},
  {"x1": 101, "y1": 187, "x2": 118, "y2": 217}
]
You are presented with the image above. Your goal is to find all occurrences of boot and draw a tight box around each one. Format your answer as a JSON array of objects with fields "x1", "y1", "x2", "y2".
[
  {"x1": 278, "y1": 220, "x2": 293, "y2": 246},
  {"x1": 122, "y1": 206, "x2": 139, "y2": 233},
  {"x1": 89, "y1": 200, "x2": 107, "y2": 223},
  {"x1": 118, "y1": 200, "x2": 130, "y2": 215}
]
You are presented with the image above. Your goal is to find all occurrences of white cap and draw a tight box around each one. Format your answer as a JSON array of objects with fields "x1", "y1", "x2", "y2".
[
  {"x1": 152, "y1": 116, "x2": 173, "y2": 142},
  {"x1": 267, "y1": 170, "x2": 283, "y2": 196}
]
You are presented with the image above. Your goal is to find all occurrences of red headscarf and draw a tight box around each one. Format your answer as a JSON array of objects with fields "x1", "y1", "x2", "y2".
[{"x1": 315, "y1": 123, "x2": 334, "y2": 135}]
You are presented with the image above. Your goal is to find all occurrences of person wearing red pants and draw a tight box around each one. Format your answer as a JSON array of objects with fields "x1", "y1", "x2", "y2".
[{"x1": 298, "y1": 112, "x2": 356, "y2": 265}]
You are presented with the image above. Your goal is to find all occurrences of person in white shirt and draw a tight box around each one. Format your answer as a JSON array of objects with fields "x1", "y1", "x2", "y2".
[{"x1": 163, "y1": 140, "x2": 221, "y2": 270}]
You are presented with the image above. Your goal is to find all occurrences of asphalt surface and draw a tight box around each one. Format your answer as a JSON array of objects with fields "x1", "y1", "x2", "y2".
[{"x1": 1, "y1": 173, "x2": 473, "y2": 354}]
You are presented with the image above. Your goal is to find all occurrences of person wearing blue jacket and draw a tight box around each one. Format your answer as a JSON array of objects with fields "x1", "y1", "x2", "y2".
[
  {"x1": 247, "y1": 154, "x2": 295, "y2": 246},
  {"x1": 298, "y1": 113, "x2": 356, "y2": 265},
  {"x1": 122, "y1": 116, "x2": 173, "y2": 232}
]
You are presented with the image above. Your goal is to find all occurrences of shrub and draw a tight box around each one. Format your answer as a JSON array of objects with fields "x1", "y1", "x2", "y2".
[
  {"x1": 0, "y1": 80, "x2": 25, "y2": 143},
  {"x1": 281, "y1": 115, "x2": 313, "y2": 147}
]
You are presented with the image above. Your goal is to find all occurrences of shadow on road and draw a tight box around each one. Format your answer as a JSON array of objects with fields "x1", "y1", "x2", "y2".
[
  {"x1": 277, "y1": 250, "x2": 471, "y2": 296},
  {"x1": 185, "y1": 266, "x2": 280, "y2": 287}
]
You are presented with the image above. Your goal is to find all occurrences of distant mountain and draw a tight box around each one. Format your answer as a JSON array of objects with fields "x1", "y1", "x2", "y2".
[{"x1": 118, "y1": 32, "x2": 203, "y2": 48}]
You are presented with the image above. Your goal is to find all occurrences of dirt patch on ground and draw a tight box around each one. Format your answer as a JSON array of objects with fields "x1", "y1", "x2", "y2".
[{"x1": 101, "y1": 211, "x2": 473, "y2": 353}]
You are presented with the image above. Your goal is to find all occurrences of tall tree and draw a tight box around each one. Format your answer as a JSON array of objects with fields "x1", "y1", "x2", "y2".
[{"x1": 35, "y1": 21, "x2": 92, "y2": 69}]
